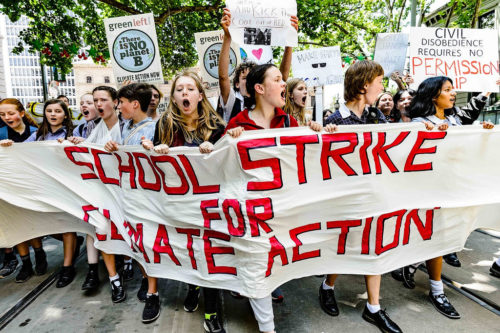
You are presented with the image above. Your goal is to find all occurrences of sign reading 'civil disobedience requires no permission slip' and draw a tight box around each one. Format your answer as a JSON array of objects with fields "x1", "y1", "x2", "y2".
[
  {"x1": 104, "y1": 13, "x2": 164, "y2": 84},
  {"x1": 409, "y1": 27, "x2": 499, "y2": 92}
]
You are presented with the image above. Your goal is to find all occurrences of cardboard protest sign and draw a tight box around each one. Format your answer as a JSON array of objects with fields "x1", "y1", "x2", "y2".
[
  {"x1": 194, "y1": 30, "x2": 241, "y2": 90},
  {"x1": 240, "y1": 45, "x2": 273, "y2": 64},
  {"x1": 104, "y1": 13, "x2": 164, "y2": 84},
  {"x1": 1, "y1": 125, "x2": 500, "y2": 297},
  {"x1": 409, "y1": 27, "x2": 499, "y2": 92},
  {"x1": 292, "y1": 46, "x2": 343, "y2": 87},
  {"x1": 226, "y1": 0, "x2": 297, "y2": 47},
  {"x1": 374, "y1": 33, "x2": 409, "y2": 77}
]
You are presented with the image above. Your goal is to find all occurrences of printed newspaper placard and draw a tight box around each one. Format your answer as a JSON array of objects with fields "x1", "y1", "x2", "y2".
[
  {"x1": 194, "y1": 30, "x2": 241, "y2": 90},
  {"x1": 1, "y1": 124, "x2": 500, "y2": 297},
  {"x1": 409, "y1": 27, "x2": 499, "y2": 92},
  {"x1": 226, "y1": 0, "x2": 297, "y2": 47},
  {"x1": 292, "y1": 46, "x2": 343, "y2": 87},
  {"x1": 104, "y1": 13, "x2": 164, "y2": 84},
  {"x1": 374, "y1": 33, "x2": 409, "y2": 77}
]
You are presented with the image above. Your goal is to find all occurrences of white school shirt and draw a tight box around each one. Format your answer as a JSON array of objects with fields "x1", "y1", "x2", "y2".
[{"x1": 85, "y1": 119, "x2": 122, "y2": 145}]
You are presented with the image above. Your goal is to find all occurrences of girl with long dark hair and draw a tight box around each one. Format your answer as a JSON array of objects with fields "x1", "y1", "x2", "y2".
[{"x1": 408, "y1": 76, "x2": 493, "y2": 320}]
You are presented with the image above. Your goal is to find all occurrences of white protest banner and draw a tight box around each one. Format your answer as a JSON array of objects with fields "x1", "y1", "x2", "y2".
[
  {"x1": 226, "y1": 0, "x2": 297, "y2": 47},
  {"x1": 1, "y1": 124, "x2": 500, "y2": 298},
  {"x1": 374, "y1": 33, "x2": 409, "y2": 77},
  {"x1": 104, "y1": 13, "x2": 164, "y2": 84},
  {"x1": 194, "y1": 30, "x2": 242, "y2": 90},
  {"x1": 240, "y1": 45, "x2": 273, "y2": 64},
  {"x1": 292, "y1": 46, "x2": 343, "y2": 87},
  {"x1": 409, "y1": 27, "x2": 499, "y2": 92}
]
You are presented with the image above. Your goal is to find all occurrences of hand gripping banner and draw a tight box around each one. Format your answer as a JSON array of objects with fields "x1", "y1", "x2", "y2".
[{"x1": 0, "y1": 123, "x2": 499, "y2": 298}]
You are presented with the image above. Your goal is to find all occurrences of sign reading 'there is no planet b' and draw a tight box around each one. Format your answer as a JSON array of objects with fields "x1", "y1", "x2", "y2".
[{"x1": 104, "y1": 13, "x2": 164, "y2": 84}]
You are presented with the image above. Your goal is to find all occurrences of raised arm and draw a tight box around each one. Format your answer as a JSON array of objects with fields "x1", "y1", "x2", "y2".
[
  {"x1": 219, "y1": 8, "x2": 232, "y2": 104},
  {"x1": 279, "y1": 15, "x2": 298, "y2": 82}
]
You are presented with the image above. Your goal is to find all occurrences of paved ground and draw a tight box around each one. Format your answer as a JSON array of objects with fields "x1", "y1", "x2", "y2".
[{"x1": 0, "y1": 230, "x2": 498, "y2": 333}]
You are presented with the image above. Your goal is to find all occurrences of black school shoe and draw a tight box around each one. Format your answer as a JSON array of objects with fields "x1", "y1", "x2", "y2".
[
  {"x1": 56, "y1": 266, "x2": 76, "y2": 288},
  {"x1": 15, "y1": 264, "x2": 34, "y2": 283},
  {"x1": 443, "y1": 253, "x2": 461, "y2": 267},
  {"x1": 390, "y1": 268, "x2": 403, "y2": 282},
  {"x1": 428, "y1": 292, "x2": 460, "y2": 319},
  {"x1": 362, "y1": 306, "x2": 403, "y2": 333},
  {"x1": 489, "y1": 262, "x2": 500, "y2": 278},
  {"x1": 204, "y1": 314, "x2": 226, "y2": 333},
  {"x1": 183, "y1": 285, "x2": 200, "y2": 312},
  {"x1": 318, "y1": 284, "x2": 339, "y2": 316},
  {"x1": 137, "y1": 277, "x2": 148, "y2": 302},
  {"x1": 0, "y1": 258, "x2": 19, "y2": 278},
  {"x1": 122, "y1": 262, "x2": 134, "y2": 281},
  {"x1": 111, "y1": 275, "x2": 127, "y2": 303},
  {"x1": 142, "y1": 294, "x2": 160, "y2": 324},
  {"x1": 82, "y1": 264, "x2": 100, "y2": 291},
  {"x1": 402, "y1": 265, "x2": 416, "y2": 289},
  {"x1": 34, "y1": 249, "x2": 48, "y2": 276}
]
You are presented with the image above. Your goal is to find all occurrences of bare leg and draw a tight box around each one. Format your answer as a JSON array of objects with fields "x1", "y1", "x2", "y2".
[
  {"x1": 29, "y1": 238, "x2": 43, "y2": 249},
  {"x1": 102, "y1": 252, "x2": 117, "y2": 277},
  {"x1": 325, "y1": 274, "x2": 338, "y2": 287},
  {"x1": 365, "y1": 275, "x2": 381, "y2": 305},
  {"x1": 426, "y1": 257, "x2": 442, "y2": 281},
  {"x1": 148, "y1": 276, "x2": 158, "y2": 294},
  {"x1": 16, "y1": 241, "x2": 30, "y2": 257},
  {"x1": 62, "y1": 232, "x2": 76, "y2": 266}
]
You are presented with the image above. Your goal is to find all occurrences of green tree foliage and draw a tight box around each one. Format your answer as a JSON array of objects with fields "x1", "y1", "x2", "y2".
[
  {"x1": 441, "y1": 0, "x2": 484, "y2": 28},
  {"x1": 0, "y1": 0, "x2": 435, "y2": 77}
]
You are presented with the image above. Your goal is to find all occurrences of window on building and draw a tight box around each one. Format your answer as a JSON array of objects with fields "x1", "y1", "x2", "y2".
[
  {"x1": 479, "y1": 11, "x2": 495, "y2": 29},
  {"x1": 86, "y1": 76, "x2": 92, "y2": 84},
  {"x1": 104, "y1": 76, "x2": 110, "y2": 83}
]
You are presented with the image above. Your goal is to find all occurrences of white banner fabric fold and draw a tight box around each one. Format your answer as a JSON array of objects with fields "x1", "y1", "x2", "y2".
[{"x1": 0, "y1": 123, "x2": 499, "y2": 298}]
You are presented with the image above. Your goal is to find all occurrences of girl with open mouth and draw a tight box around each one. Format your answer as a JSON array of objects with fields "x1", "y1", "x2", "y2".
[
  {"x1": 284, "y1": 78, "x2": 310, "y2": 126},
  {"x1": 408, "y1": 76, "x2": 493, "y2": 320},
  {"x1": 225, "y1": 63, "x2": 336, "y2": 333},
  {"x1": 73, "y1": 93, "x2": 99, "y2": 138},
  {"x1": 142, "y1": 69, "x2": 226, "y2": 333}
]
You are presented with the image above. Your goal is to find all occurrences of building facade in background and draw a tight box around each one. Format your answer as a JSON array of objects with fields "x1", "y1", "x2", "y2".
[{"x1": 0, "y1": 14, "x2": 77, "y2": 112}]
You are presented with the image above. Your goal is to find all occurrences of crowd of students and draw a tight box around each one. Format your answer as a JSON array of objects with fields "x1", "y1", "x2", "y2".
[{"x1": 1, "y1": 8, "x2": 500, "y2": 333}]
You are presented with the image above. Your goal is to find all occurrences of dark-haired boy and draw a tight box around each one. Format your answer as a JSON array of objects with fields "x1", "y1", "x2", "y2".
[{"x1": 104, "y1": 83, "x2": 159, "y2": 324}]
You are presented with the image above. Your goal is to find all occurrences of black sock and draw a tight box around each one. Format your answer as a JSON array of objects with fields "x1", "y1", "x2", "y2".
[
  {"x1": 21, "y1": 255, "x2": 32, "y2": 266},
  {"x1": 4, "y1": 251, "x2": 16, "y2": 262},
  {"x1": 89, "y1": 263, "x2": 98, "y2": 271},
  {"x1": 33, "y1": 247, "x2": 45, "y2": 254}
]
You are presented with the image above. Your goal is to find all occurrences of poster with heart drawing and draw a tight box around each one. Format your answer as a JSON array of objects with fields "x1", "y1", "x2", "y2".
[{"x1": 239, "y1": 45, "x2": 273, "y2": 64}]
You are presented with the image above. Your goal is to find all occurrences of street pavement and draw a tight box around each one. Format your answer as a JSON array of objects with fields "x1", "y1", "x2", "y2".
[{"x1": 0, "y1": 229, "x2": 498, "y2": 332}]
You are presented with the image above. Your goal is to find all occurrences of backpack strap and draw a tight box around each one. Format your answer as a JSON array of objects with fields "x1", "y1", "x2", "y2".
[{"x1": 123, "y1": 121, "x2": 153, "y2": 145}]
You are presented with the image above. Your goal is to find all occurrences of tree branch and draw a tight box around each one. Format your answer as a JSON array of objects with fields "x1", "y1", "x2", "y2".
[
  {"x1": 445, "y1": 1, "x2": 457, "y2": 28},
  {"x1": 96, "y1": 0, "x2": 142, "y2": 15},
  {"x1": 470, "y1": 0, "x2": 482, "y2": 28},
  {"x1": 299, "y1": 41, "x2": 329, "y2": 47},
  {"x1": 331, "y1": 22, "x2": 369, "y2": 57},
  {"x1": 396, "y1": 0, "x2": 407, "y2": 32}
]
